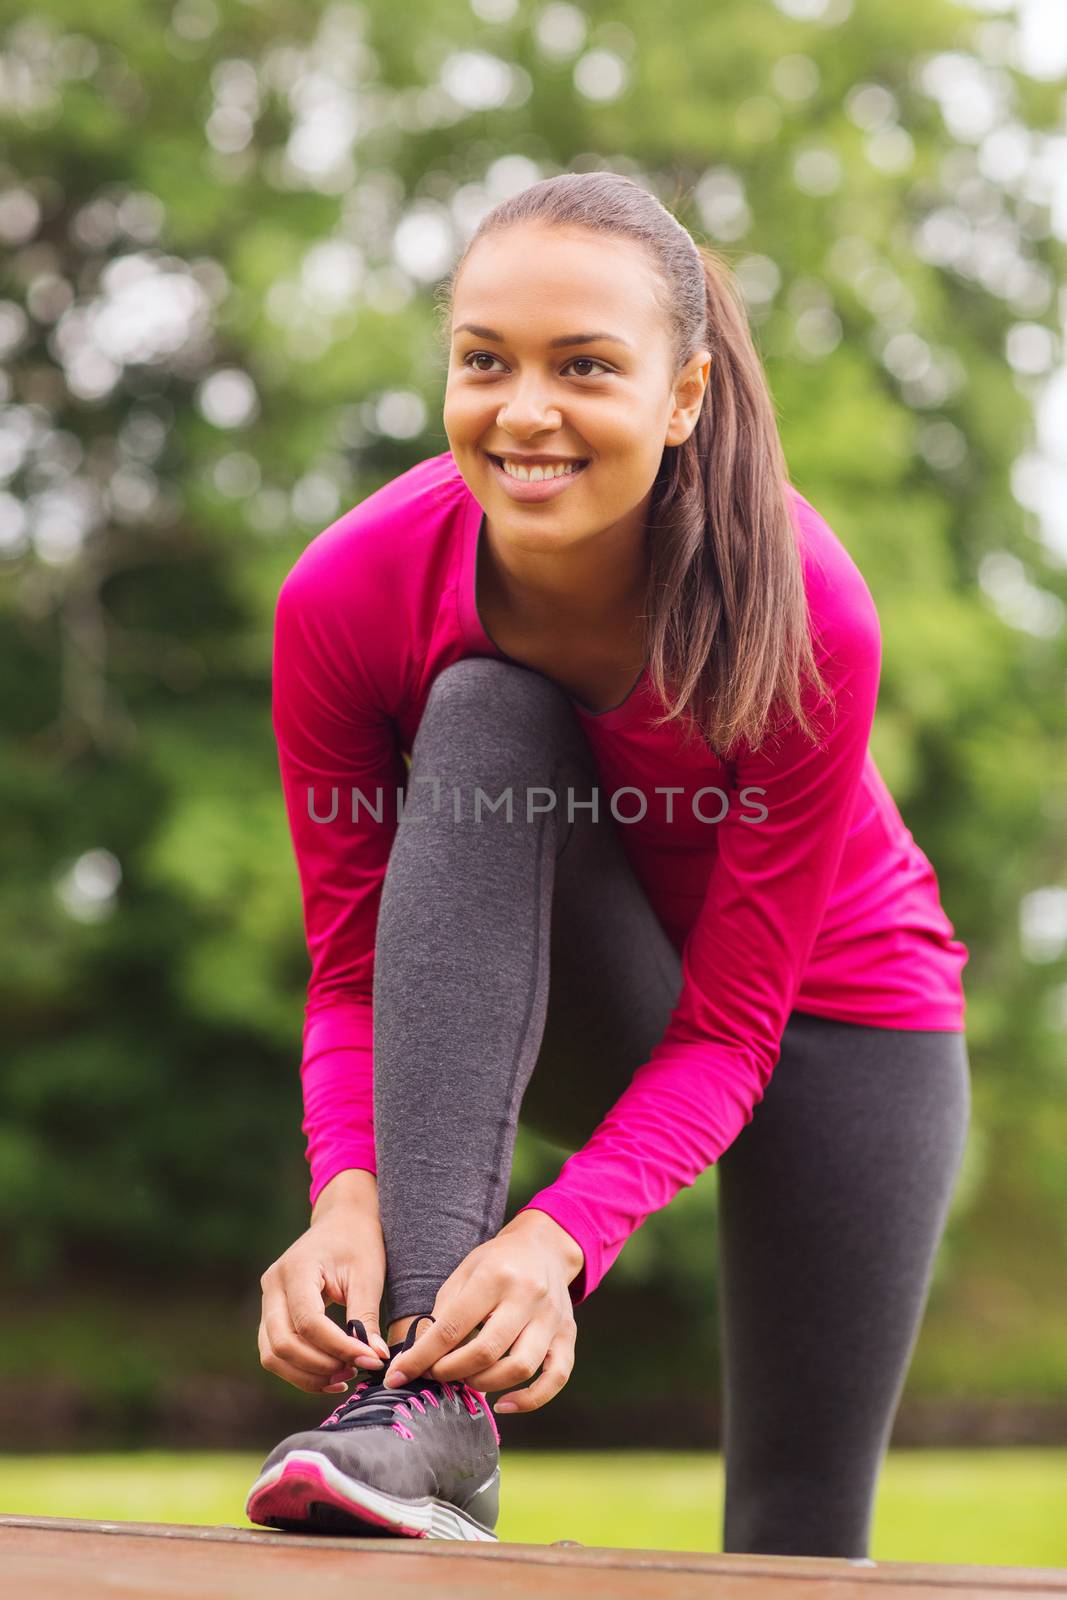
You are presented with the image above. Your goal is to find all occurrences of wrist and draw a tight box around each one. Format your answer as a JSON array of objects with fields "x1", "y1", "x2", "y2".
[
  {"x1": 311, "y1": 1167, "x2": 379, "y2": 1225},
  {"x1": 506, "y1": 1207, "x2": 585, "y2": 1284}
]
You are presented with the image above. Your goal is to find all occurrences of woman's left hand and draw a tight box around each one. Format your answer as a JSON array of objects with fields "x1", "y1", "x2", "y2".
[{"x1": 381, "y1": 1210, "x2": 582, "y2": 1414}]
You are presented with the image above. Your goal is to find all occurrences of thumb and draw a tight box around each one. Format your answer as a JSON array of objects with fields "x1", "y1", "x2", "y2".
[{"x1": 346, "y1": 1309, "x2": 392, "y2": 1361}]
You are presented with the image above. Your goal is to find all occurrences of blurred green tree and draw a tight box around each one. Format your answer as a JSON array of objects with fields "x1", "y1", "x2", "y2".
[{"x1": 0, "y1": 0, "x2": 1064, "y2": 1406}]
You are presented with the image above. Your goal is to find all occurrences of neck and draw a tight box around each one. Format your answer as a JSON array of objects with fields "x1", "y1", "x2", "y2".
[{"x1": 480, "y1": 515, "x2": 649, "y2": 636}]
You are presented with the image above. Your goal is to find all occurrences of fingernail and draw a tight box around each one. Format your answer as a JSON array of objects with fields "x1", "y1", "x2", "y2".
[
  {"x1": 495, "y1": 1402, "x2": 517, "y2": 1413},
  {"x1": 386, "y1": 1367, "x2": 407, "y2": 1386},
  {"x1": 325, "y1": 1382, "x2": 348, "y2": 1394}
]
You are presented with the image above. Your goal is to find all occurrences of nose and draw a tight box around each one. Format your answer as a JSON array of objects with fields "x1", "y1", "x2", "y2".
[{"x1": 496, "y1": 378, "x2": 563, "y2": 433}]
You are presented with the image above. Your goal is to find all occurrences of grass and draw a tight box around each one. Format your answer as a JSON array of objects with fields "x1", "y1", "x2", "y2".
[{"x1": 0, "y1": 1450, "x2": 1065, "y2": 1566}]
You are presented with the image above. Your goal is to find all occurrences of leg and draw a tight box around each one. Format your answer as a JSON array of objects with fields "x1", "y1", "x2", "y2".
[
  {"x1": 372, "y1": 657, "x2": 682, "y2": 1331},
  {"x1": 716, "y1": 1011, "x2": 972, "y2": 1557},
  {"x1": 251, "y1": 659, "x2": 681, "y2": 1542}
]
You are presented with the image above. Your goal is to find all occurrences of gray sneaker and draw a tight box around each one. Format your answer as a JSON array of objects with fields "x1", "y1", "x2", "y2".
[{"x1": 245, "y1": 1313, "x2": 501, "y2": 1540}]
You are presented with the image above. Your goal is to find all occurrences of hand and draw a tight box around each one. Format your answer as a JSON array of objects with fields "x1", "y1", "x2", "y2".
[
  {"x1": 258, "y1": 1188, "x2": 393, "y2": 1396},
  {"x1": 381, "y1": 1210, "x2": 583, "y2": 1415}
]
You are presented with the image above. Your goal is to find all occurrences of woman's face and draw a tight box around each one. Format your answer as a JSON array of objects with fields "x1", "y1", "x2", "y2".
[{"x1": 444, "y1": 224, "x2": 706, "y2": 554}]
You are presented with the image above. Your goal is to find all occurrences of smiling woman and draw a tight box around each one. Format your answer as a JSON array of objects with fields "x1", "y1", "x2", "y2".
[
  {"x1": 434, "y1": 179, "x2": 832, "y2": 760},
  {"x1": 250, "y1": 171, "x2": 971, "y2": 1561}
]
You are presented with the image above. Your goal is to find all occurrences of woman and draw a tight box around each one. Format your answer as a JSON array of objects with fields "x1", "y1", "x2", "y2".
[{"x1": 245, "y1": 172, "x2": 971, "y2": 1555}]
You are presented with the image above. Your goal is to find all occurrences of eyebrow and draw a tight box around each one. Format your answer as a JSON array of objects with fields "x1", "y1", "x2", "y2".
[{"x1": 453, "y1": 322, "x2": 633, "y2": 350}]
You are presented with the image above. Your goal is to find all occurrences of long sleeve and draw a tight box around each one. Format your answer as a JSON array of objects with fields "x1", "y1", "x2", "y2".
[
  {"x1": 271, "y1": 560, "x2": 408, "y2": 1209},
  {"x1": 517, "y1": 568, "x2": 883, "y2": 1305}
]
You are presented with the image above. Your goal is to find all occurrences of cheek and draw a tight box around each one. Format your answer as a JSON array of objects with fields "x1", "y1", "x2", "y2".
[{"x1": 443, "y1": 392, "x2": 492, "y2": 429}]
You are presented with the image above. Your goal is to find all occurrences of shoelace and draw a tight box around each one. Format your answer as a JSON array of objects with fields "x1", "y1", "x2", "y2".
[{"x1": 319, "y1": 1312, "x2": 484, "y2": 1438}]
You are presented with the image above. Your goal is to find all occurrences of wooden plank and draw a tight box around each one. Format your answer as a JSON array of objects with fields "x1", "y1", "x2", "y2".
[{"x1": 1, "y1": 1515, "x2": 1066, "y2": 1600}]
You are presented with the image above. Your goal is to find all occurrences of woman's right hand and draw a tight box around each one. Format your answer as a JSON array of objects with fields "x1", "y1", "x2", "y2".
[{"x1": 258, "y1": 1177, "x2": 394, "y2": 1396}]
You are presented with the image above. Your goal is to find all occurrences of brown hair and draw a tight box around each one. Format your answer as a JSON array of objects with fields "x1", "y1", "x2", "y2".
[{"x1": 434, "y1": 171, "x2": 833, "y2": 760}]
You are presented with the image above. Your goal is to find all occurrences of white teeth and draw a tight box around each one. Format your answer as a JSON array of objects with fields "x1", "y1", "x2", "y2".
[{"x1": 498, "y1": 458, "x2": 585, "y2": 482}]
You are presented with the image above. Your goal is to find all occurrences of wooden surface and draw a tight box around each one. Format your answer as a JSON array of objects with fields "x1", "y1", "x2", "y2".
[{"x1": 2, "y1": 1515, "x2": 1066, "y2": 1600}]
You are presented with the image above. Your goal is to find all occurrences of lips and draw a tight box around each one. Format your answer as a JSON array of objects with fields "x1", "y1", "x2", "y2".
[{"x1": 485, "y1": 452, "x2": 591, "y2": 503}]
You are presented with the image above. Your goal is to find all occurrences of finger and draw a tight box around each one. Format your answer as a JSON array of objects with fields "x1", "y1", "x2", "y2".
[
  {"x1": 285, "y1": 1282, "x2": 386, "y2": 1368},
  {"x1": 427, "y1": 1303, "x2": 529, "y2": 1384},
  {"x1": 258, "y1": 1320, "x2": 357, "y2": 1396},
  {"x1": 271, "y1": 1357, "x2": 356, "y2": 1395},
  {"x1": 319, "y1": 1264, "x2": 391, "y2": 1362},
  {"x1": 263, "y1": 1307, "x2": 378, "y2": 1383},
  {"x1": 344, "y1": 1311, "x2": 392, "y2": 1362},
  {"x1": 450, "y1": 1316, "x2": 550, "y2": 1393},
  {"x1": 382, "y1": 1277, "x2": 487, "y2": 1386},
  {"x1": 493, "y1": 1329, "x2": 575, "y2": 1414}
]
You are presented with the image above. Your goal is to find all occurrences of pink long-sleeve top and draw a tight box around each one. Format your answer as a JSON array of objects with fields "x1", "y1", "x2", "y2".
[{"x1": 272, "y1": 449, "x2": 969, "y2": 1305}]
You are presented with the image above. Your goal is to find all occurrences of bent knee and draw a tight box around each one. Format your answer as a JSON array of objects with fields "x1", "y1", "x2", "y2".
[
  {"x1": 427, "y1": 654, "x2": 564, "y2": 708},
  {"x1": 421, "y1": 655, "x2": 577, "y2": 742}
]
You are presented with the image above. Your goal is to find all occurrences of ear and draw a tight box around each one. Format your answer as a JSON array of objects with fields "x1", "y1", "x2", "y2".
[{"x1": 665, "y1": 348, "x2": 712, "y2": 449}]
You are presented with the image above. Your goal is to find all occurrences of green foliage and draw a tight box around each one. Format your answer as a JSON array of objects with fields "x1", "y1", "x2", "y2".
[{"x1": 0, "y1": 0, "x2": 1064, "y2": 1410}]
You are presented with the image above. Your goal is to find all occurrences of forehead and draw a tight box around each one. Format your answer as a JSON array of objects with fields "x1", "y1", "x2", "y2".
[{"x1": 453, "y1": 226, "x2": 661, "y2": 332}]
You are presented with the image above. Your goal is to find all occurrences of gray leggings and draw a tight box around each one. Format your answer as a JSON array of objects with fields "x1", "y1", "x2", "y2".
[{"x1": 371, "y1": 657, "x2": 971, "y2": 1558}]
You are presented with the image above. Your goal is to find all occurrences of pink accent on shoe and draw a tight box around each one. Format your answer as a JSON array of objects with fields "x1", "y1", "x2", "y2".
[
  {"x1": 464, "y1": 1384, "x2": 501, "y2": 1446},
  {"x1": 442, "y1": 1383, "x2": 455, "y2": 1400},
  {"x1": 406, "y1": 1396, "x2": 426, "y2": 1414},
  {"x1": 458, "y1": 1385, "x2": 480, "y2": 1418},
  {"x1": 390, "y1": 1420, "x2": 414, "y2": 1439},
  {"x1": 421, "y1": 1390, "x2": 440, "y2": 1408},
  {"x1": 248, "y1": 1456, "x2": 428, "y2": 1537}
]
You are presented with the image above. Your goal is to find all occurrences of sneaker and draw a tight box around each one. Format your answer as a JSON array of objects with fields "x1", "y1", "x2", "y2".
[{"x1": 245, "y1": 1312, "x2": 501, "y2": 1540}]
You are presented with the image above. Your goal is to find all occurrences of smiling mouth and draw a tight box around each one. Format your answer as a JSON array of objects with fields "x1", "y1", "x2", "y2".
[{"x1": 487, "y1": 454, "x2": 591, "y2": 474}]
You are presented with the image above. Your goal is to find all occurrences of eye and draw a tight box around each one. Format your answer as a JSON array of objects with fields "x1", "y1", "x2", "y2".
[
  {"x1": 461, "y1": 351, "x2": 612, "y2": 378},
  {"x1": 461, "y1": 351, "x2": 505, "y2": 374}
]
